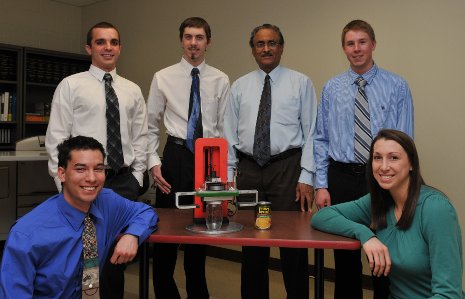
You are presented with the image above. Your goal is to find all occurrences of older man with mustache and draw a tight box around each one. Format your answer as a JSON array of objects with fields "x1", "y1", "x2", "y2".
[{"x1": 224, "y1": 23, "x2": 318, "y2": 299}]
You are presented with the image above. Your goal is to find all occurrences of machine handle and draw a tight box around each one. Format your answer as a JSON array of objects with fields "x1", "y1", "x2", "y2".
[
  {"x1": 236, "y1": 190, "x2": 259, "y2": 207},
  {"x1": 175, "y1": 191, "x2": 199, "y2": 209},
  {"x1": 175, "y1": 189, "x2": 259, "y2": 209}
]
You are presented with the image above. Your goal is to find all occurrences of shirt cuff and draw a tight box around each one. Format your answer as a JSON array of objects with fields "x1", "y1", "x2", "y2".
[
  {"x1": 315, "y1": 173, "x2": 328, "y2": 189},
  {"x1": 298, "y1": 169, "x2": 314, "y2": 186},
  {"x1": 124, "y1": 225, "x2": 155, "y2": 246},
  {"x1": 147, "y1": 154, "x2": 162, "y2": 171}
]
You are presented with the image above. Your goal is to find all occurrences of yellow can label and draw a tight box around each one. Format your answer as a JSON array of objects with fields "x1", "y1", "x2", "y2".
[
  {"x1": 255, "y1": 203, "x2": 271, "y2": 229},
  {"x1": 255, "y1": 216, "x2": 271, "y2": 229}
]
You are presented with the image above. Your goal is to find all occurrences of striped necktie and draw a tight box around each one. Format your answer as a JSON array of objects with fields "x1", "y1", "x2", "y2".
[
  {"x1": 354, "y1": 76, "x2": 371, "y2": 163},
  {"x1": 104, "y1": 73, "x2": 124, "y2": 172},
  {"x1": 253, "y1": 74, "x2": 271, "y2": 166}
]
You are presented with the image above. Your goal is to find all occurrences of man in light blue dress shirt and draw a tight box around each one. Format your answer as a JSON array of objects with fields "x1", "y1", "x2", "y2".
[
  {"x1": 224, "y1": 24, "x2": 317, "y2": 299},
  {"x1": 313, "y1": 20, "x2": 414, "y2": 299}
]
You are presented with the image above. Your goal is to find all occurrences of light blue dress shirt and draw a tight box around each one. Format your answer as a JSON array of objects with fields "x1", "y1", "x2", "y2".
[
  {"x1": 314, "y1": 64, "x2": 414, "y2": 189},
  {"x1": 224, "y1": 65, "x2": 317, "y2": 185},
  {"x1": 0, "y1": 188, "x2": 158, "y2": 299}
]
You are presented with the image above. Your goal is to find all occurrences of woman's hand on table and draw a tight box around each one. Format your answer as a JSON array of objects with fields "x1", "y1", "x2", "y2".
[{"x1": 363, "y1": 237, "x2": 391, "y2": 277}]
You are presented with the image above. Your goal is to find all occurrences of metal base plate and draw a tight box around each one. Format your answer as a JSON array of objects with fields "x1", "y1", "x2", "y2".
[{"x1": 185, "y1": 222, "x2": 243, "y2": 235}]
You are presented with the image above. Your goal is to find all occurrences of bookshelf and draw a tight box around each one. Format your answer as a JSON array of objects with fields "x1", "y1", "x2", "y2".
[
  {"x1": 0, "y1": 44, "x2": 22, "y2": 150},
  {"x1": 0, "y1": 43, "x2": 90, "y2": 150},
  {"x1": 23, "y1": 47, "x2": 89, "y2": 138}
]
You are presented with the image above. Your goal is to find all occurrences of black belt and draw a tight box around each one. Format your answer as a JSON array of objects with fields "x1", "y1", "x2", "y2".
[
  {"x1": 237, "y1": 147, "x2": 301, "y2": 167},
  {"x1": 106, "y1": 166, "x2": 132, "y2": 178},
  {"x1": 167, "y1": 135, "x2": 186, "y2": 147},
  {"x1": 329, "y1": 158, "x2": 366, "y2": 174}
]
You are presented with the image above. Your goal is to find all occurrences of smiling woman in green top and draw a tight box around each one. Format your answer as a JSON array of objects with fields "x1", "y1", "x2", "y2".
[{"x1": 312, "y1": 129, "x2": 464, "y2": 299}]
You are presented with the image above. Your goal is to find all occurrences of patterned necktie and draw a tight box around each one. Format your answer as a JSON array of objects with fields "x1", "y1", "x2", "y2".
[
  {"x1": 104, "y1": 73, "x2": 124, "y2": 172},
  {"x1": 82, "y1": 214, "x2": 99, "y2": 297},
  {"x1": 186, "y1": 68, "x2": 202, "y2": 153},
  {"x1": 354, "y1": 76, "x2": 371, "y2": 163},
  {"x1": 253, "y1": 74, "x2": 271, "y2": 166}
]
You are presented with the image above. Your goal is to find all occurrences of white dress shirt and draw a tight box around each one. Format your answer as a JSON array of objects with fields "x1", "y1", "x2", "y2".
[
  {"x1": 224, "y1": 65, "x2": 317, "y2": 185},
  {"x1": 146, "y1": 57, "x2": 230, "y2": 170},
  {"x1": 45, "y1": 64, "x2": 148, "y2": 190}
]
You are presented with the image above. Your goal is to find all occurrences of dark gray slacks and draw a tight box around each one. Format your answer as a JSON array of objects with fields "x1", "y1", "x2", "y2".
[
  {"x1": 237, "y1": 150, "x2": 309, "y2": 299},
  {"x1": 152, "y1": 140, "x2": 209, "y2": 299}
]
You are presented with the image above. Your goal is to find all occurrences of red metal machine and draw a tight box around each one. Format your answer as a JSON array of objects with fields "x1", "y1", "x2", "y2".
[
  {"x1": 175, "y1": 138, "x2": 257, "y2": 234},
  {"x1": 193, "y1": 138, "x2": 229, "y2": 223}
]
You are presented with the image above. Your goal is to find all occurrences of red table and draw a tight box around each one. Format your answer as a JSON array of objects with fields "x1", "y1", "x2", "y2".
[{"x1": 139, "y1": 208, "x2": 360, "y2": 299}]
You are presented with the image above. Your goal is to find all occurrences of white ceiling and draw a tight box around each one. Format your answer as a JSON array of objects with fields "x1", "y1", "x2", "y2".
[{"x1": 50, "y1": 0, "x2": 107, "y2": 7}]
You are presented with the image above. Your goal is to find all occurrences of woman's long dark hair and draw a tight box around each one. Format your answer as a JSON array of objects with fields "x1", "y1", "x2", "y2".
[{"x1": 367, "y1": 129, "x2": 425, "y2": 230}]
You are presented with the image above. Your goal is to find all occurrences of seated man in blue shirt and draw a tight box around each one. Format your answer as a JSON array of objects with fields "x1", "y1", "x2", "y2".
[{"x1": 0, "y1": 136, "x2": 158, "y2": 298}]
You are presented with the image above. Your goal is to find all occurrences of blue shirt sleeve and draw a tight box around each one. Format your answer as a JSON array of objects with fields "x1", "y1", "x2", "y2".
[
  {"x1": 314, "y1": 82, "x2": 331, "y2": 189},
  {"x1": 394, "y1": 79, "x2": 414, "y2": 138},
  {"x1": 0, "y1": 231, "x2": 36, "y2": 298},
  {"x1": 97, "y1": 190, "x2": 158, "y2": 247}
]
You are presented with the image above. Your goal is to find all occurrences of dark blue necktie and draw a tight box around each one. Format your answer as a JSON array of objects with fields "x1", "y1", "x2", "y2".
[
  {"x1": 186, "y1": 68, "x2": 202, "y2": 152},
  {"x1": 253, "y1": 74, "x2": 271, "y2": 166},
  {"x1": 104, "y1": 73, "x2": 124, "y2": 171}
]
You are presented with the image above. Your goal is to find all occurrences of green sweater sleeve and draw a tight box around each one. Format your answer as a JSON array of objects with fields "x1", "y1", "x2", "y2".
[
  {"x1": 419, "y1": 192, "x2": 464, "y2": 299},
  {"x1": 311, "y1": 194, "x2": 376, "y2": 245}
]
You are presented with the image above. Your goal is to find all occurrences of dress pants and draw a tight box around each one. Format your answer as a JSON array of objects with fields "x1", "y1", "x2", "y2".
[
  {"x1": 152, "y1": 140, "x2": 209, "y2": 299},
  {"x1": 237, "y1": 150, "x2": 309, "y2": 299},
  {"x1": 327, "y1": 160, "x2": 390, "y2": 299},
  {"x1": 100, "y1": 170, "x2": 141, "y2": 299}
]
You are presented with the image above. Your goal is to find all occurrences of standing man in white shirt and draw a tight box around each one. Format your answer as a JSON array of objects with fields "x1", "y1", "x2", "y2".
[
  {"x1": 224, "y1": 24, "x2": 317, "y2": 299},
  {"x1": 45, "y1": 21, "x2": 148, "y2": 299},
  {"x1": 146, "y1": 17, "x2": 229, "y2": 299}
]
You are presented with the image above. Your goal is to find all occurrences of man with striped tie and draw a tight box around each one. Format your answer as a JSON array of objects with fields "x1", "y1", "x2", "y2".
[{"x1": 313, "y1": 19, "x2": 414, "y2": 299}]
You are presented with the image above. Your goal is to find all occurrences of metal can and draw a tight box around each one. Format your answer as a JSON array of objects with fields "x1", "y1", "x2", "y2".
[{"x1": 255, "y1": 201, "x2": 271, "y2": 230}]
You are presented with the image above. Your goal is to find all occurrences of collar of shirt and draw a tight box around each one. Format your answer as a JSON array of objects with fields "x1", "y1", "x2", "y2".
[
  {"x1": 89, "y1": 64, "x2": 118, "y2": 82},
  {"x1": 56, "y1": 193, "x2": 104, "y2": 231},
  {"x1": 348, "y1": 62, "x2": 379, "y2": 86},
  {"x1": 257, "y1": 64, "x2": 282, "y2": 85},
  {"x1": 180, "y1": 57, "x2": 206, "y2": 78}
]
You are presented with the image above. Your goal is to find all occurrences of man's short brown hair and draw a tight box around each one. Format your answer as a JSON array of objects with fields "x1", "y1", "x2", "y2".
[{"x1": 341, "y1": 20, "x2": 376, "y2": 46}]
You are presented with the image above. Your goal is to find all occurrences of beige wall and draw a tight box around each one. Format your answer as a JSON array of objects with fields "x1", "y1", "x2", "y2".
[
  {"x1": 1, "y1": 0, "x2": 464, "y2": 286},
  {"x1": 0, "y1": 0, "x2": 82, "y2": 53}
]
